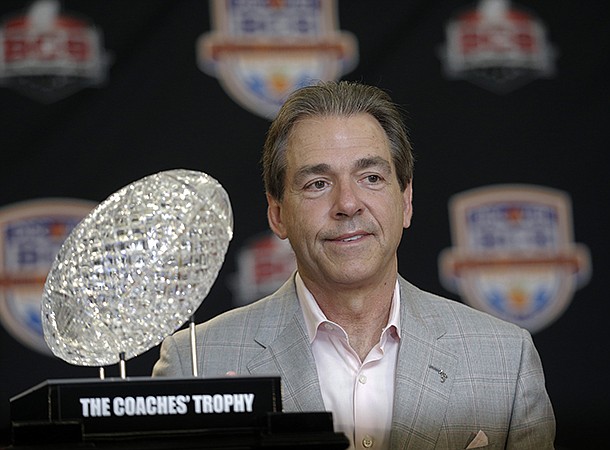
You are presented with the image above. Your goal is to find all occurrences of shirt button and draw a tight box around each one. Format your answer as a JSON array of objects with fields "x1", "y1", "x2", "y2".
[
  {"x1": 362, "y1": 435, "x2": 374, "y2": 448},
  {"x1": 358, "y1": 375, "x2": 367, "y2": 384},
  {"x1": 323, "y1": 323, "x2": 333, "y2": 331}
]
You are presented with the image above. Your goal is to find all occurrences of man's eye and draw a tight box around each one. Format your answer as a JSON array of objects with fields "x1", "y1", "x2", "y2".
[
  {"x1": 306, "y1": 180, "x2": 327, "y2": 190},
  {"x1": 366, "y1": 175, "x2": 381, "y2": 183}
]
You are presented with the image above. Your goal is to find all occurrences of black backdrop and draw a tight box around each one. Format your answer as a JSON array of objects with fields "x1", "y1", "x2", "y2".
[{"x1": 1, "y1": 1, "x2": 609, "y2": 448}]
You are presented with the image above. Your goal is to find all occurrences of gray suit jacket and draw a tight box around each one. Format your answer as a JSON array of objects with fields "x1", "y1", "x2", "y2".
[{"x1": 153, "y1": 275, "x2": 555, "y2": 449}]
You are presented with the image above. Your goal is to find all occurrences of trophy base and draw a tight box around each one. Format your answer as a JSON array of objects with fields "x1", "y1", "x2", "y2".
[{"x1": 9, "y1": 376, "x2": 348, "y2": 449}]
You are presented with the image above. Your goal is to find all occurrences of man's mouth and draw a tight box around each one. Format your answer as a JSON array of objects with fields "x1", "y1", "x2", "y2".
[
  {"x1": 331, "y1": 232, "x2": 370, "y2": 243},
  {"x1": 340, "y1": 234, "x2": 364, "y2": 242}
]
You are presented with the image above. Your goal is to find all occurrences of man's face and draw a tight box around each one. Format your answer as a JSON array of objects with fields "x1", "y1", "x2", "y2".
[{"x1": 267, "y1": 114, "x2": 413, "y2": 290}]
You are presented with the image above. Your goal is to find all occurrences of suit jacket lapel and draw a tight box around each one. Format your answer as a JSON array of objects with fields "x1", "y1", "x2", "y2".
[
  {"x1": 391, "y1": 278, "x2": 458, "y2": 449},
  {"x1": 245, "y1": 276, "x2": 326, "y2": 413},
  {"x1": 241, "y1": 274, "x2": 460, "y2": 446}
]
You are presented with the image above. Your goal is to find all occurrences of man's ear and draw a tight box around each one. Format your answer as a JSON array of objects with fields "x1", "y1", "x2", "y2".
[
  {"x1": 402, "y1": 181, "x2": 413, "y2": 229},
  {"x1": 266, "y1": 193, "x2": 288, "y2": 239}
]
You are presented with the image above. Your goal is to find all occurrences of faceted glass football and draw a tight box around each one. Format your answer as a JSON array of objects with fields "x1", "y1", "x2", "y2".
[{"x1": 42, "y1": 169, "x2": 233, "y2": 366}]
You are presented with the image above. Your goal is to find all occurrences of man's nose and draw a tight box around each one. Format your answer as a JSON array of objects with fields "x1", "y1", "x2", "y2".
[{"x1": 332, "y1": 180, "x2": 363, "y2": 218}]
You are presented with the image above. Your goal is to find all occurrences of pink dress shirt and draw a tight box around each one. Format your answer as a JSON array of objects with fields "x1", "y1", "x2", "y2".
[{"x1": 295, "y1": 273, "x2": 401, "y2": 450}]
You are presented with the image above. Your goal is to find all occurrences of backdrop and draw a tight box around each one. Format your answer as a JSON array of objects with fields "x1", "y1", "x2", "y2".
[{"x1": 1, "y1": 1, "x2": 608, "y2": 448}]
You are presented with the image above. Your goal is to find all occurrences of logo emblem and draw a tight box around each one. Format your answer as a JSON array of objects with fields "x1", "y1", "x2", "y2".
[
  {"x1": 439, "y1": 185, "x2": 591, "y2": 332},
  {"x1": 0, "y1": 0, "x2": 110, "y2": 102},
  {"x1": 229, "y1": 231, "x2": 296, "y2": 306},
  {"x1": 197, "y1": 0, "x2": 358, "y2": 118},
  {"x1": 438, "y1": 0, "x2": 556, "y2": 93},
  {"x1": 0, "y1": 198, "x2": 96, "y2": 354}
]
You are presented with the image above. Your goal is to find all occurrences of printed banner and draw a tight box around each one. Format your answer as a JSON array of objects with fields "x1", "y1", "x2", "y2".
[
  {"x1": 438, "y1": 0, "x2": 556, "y2": 93},
  {"x1": 229, "y1": 231, "x2": 296, "y2": 307},
  {"x1": 439, "y1": 185, "x2": 591, "y2": 332},
  {"x1": 197, "y1": 0, "x2": 358, "y2": 118},
  {"x1": 0, "y1": 198, "x2": 96, "y2": 354},
  {"x1": 0, "y1": 0, "x2": 110, "y2": 102}
]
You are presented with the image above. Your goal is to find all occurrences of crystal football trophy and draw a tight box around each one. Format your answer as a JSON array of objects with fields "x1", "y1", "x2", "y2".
[{"x1": 41, "y1": 169, "x2": 233, "y2": 374}]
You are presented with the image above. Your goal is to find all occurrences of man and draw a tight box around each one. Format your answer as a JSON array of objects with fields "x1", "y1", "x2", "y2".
[{"x1": 153, "y1": 81, "x2": 555, "y2": 449}]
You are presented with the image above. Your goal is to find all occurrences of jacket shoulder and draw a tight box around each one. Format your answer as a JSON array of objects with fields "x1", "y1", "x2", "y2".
[
  {"x1": 174, "y1": 277, "x2": 299, "y2": 346},
  {"x1": 398, "y1": 276, "x2": 526, "y2": 337}
]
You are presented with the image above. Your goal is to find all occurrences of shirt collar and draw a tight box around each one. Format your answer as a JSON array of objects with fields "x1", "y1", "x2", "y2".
[{"x1": 295, "y1": 272, "x2": 401, "y2": 343}]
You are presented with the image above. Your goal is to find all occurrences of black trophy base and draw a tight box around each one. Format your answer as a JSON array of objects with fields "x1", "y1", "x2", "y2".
[{"x1": 8, "y1": 377, "x2": 349, "y2": 449}]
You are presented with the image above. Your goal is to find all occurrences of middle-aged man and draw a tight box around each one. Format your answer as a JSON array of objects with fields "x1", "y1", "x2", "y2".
[{"x1": 153, "y1": 81, "x2": 556, "y2": 449}]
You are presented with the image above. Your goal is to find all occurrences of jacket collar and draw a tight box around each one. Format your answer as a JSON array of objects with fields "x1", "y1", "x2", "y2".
[
  {"x1": 246, "y1": 275, "x2": 326, "y2": 412},
  {"x1": 245, "y1": 274, "x2": 458, "y2": 445}
]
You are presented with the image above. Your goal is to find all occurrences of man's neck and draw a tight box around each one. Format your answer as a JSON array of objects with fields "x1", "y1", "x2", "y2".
[{"x1": 303, "y1": 274, "x2": 397, "y2": 360}]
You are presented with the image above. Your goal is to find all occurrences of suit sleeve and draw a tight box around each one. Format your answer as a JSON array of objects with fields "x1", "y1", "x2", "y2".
[
  {"x1": 152, "y1": 333, "x2": 190, "y2": 377},
  {"x1": 506, "y1": 328, "x2": 556, "y2": 449}
]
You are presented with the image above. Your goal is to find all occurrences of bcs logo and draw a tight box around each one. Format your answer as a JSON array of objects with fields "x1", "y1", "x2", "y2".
[
  {"x1": 197, "y1": 0, "x2": 358, "y2": 119},
  {"x1": 0, "y1": 198, "x2": 96, "y2": 354},
  {"x1": 0, "y1": 0, "x2": 110, "y2": 102},
  {"x1": 439, "y1": 185, "x2": 591, "y2": 333},
  {"x1": 438, "y1": 0, "x2": 556, "y2": 93},
  {"x1": 229, "y1": 231, "x2": 296, "y2": 306}
]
